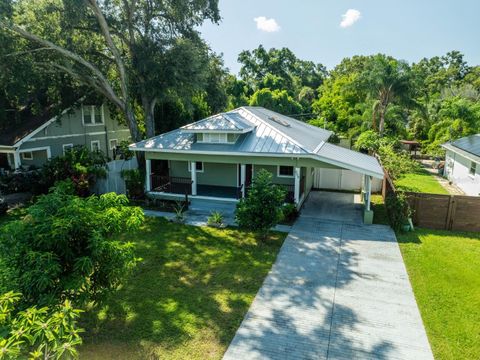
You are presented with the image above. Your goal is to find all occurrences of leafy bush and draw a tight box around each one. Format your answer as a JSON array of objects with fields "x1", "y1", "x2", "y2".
[
  {"x1": 115, "y1": 140, "x2": 134, "y2": 160},
  {"x1": 121, "y1": 169, "x2": 145, "y2": 199},
  {"x1": 207, "y1": 211, "x2": 224, "y2": 227},
  {"x1": 40, "y1": 146, "x2": 108, "y2": 196},
  {"x1": 235, "y1": 169, "x2": 286, "y2": 239},
  {"x1": 378, "y1": 143, "x2": 420, "y2": 179},
  {"x1": 0, "y1": 170, "x2": 42, "y2": 195},
  {"x1": 0, "y1": 198, "x2": 7, "y2": 216},
  {"x1": 0, "y1": 181, "x2": 144, "y2": 306},
  {"x1": 281, "y1": 203, "x2": 299, "y2": 223},
  {"x1": 0, "y1": 291, "x2": 83, "y2": 359},
  {"x1": 385, "y1": 191, "x2": 413, "y2": 233}
]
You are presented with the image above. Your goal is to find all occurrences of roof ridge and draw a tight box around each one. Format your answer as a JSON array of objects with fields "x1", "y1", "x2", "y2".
[{"x1": 238, "y1": 107, "x2": 310, "y2": 154}]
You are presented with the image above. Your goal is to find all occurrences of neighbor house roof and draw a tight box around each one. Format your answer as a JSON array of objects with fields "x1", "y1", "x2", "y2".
[
  {"x1": 130, "y1": 106, "x2": 384, "y2": 178},
  {"x1": 0, "y1": 112, "x2": 53, "y2": 147},
  {"x1": 442, "y1": 134, "x2": 480, "y2": 163}
]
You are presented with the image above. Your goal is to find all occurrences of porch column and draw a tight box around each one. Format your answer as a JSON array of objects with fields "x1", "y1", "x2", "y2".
[
  {"x1": 13, "y1": 150, "x2": 21, "y2": 169},
  {"x1": 145, "y1": 159, "x2": 151, "y2": 192},
  {"x1": 191, "y1": 161, "x2": 197, "y2": 196},
  {"x1": 240, "y1": 164, "x2": 246, "y2": 197},
  {"x1": 365, "y1": 175, "x2": 372, "y2": 211},
  {"x1": 294, "y1": 167, "x2": 301, "y2": 204}
]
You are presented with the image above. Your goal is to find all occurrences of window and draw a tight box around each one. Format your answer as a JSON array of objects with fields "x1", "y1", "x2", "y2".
[
  {"x1": 470, "y1": 162, "x2": 477, "y2": 177},
  {"x1": 278, "y1": 165, "x2": 294, "y2": 178},
  {"x1": 21, "y1": 152, "x2": 33, "y2": 160},
  {"x1": 63, "y1": 144, "x2": 73, "y2": 155},
  {"x1": 109, "y1": 139, "x2": 118, "y2": 150},
  {"x1": 188, "y1": 161, "x2": 204, "y2": 173},
  {"x1": 82, "y1": 105, "x2": 104, "y2": 125},
  {"x1": 197, "y1": 133, "x2": 237, "y2": 144},
  {"x1": 91, "y1": 140, "x2": 100, "y2": 152}
]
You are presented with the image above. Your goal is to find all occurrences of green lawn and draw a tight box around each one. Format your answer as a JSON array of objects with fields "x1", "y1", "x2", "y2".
[
  {"x1": 395, "y1": 168, "x2": 449, "y2": 194},
  {"x1": 79, "y1": 217, "x2": 285, "y2": 360},
  {"x1": 398, "y1": 229, "x2": 480, "y2": 360}
]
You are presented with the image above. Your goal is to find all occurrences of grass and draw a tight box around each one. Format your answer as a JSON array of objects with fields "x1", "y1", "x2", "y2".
[
  {"x1": 79, "y1": 217, "x2": 286, "y2": 360},
  {"x1": 398, "y1": 229, "x2": 480, "y2": 360},
  {"x1": 395, "y1": 168, "x2": 449, "y2": 194},
  {"x1": 371, "y1": 194, "x2": 389, "y2": 225}
]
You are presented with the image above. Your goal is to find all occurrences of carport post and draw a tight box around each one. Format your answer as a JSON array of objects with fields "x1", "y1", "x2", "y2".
[
  {"x1": 145, "y1": 159, "x2": 151, "y2": 192},
  {"x1": 240, "y1": 164, "x2": 246, "y2": 197},
  {"x1": 191, "y1": 161, "x2": 197, "y2": 196},
  {"x1": 294, "y1": 167, "x2": 301, "y2": 204},
  {"x1": 365, "y1": 175, "x2": 372, "y2": 211}
]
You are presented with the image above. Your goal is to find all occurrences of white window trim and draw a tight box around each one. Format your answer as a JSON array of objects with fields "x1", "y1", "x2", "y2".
[
  {"x1": 63, "y1": 143, "x2": 74, "y2": 155},
  {"x1": 277, "y1": 165, "x2": 295, "y2": 178},
  {"x1": 469, "y1": 162, "x2": 477, "y2": 178},
  {"x1": 21, "y1": 151, "x2": 33, "y2": 160},
  {"x1": 109, "y1": 139, "x2": 118, "y2": 150},
  {"x1": 188, "y1": 161, "x2": 204, "y2": 173},
  {"x1": 81, "y1": 105, "x2": 105, "y2": 126},
  {"x1": 91, "y1": 140, "x2": 101, "y2": 152}
]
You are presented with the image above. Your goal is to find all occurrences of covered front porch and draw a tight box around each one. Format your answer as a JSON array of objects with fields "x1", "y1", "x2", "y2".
[{"x1": 145, "y1": 159, "x2": 306, "y2": 205}]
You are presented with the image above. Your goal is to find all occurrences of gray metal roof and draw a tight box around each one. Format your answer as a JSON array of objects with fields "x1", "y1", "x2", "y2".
[
  {"x1": 315, "y1": 142, "x2": 384, "y2": 178},
  {"x1": 181, "y1": 112, "x2": 253, "y2": 133},
  {"x1": 131, "y1": 107, "x2": 384, "y2": 177}
]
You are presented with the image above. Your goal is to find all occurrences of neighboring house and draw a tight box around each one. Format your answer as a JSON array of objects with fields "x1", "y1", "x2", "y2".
[
  {"x1": 130, "y1": 106, "x2": 384, "y2": 223},
  {"x1": 442, "y1": 134, "x2": 480, "y2": 196},
  {"x1": 0, "y1": 104, "x2": 131, "y2": 170}
]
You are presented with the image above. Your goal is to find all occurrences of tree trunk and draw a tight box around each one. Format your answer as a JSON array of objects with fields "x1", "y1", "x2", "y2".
[
  {"x1": 378, "y1": 107, "x2": 386, "y2": 136},
  {"x1": 142, "y1": 95, "x2": 156, "y2": 138}
]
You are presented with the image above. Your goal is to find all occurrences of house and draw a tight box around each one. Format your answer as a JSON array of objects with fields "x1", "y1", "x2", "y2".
[
  {"x1": 442, "y1": 134, "x2": 480, "y2": 196},
  {"x1": 129, "y1": 107, "x2": 384, "y2": 223},
  {"x1": 0, "y1": 104, "x2": 131, "y2": 170}
]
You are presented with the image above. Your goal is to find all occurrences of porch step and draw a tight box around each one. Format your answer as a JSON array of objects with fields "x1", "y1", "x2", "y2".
[{"x1": 189, "y1": 198, "x2": 237, "y2": 214}]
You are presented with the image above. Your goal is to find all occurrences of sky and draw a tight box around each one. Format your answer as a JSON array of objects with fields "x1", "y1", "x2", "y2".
[{"x1": 200, "y1": 0, "x2": 480, "y2": 75}]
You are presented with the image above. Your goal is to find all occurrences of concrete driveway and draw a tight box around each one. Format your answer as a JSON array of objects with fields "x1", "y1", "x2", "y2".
[{"x1": 223, "y1": 191, "x2": 433, "y2": 360}]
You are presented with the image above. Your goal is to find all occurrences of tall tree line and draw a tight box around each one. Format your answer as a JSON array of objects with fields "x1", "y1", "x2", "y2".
[{"x1": 1, "y1": 1, "x2": 479, "y2": 155}]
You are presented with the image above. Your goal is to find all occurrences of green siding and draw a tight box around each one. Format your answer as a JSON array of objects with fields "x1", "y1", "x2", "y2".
[
  {"x1": 20, "y1": 149, "x2": 48, "y2": 167},
  {"x1": 18, "y1": 105, "x2": 130, "y2": 164},
  {"x1": 169, "y1": 161, "x2": 237, "y2": 187},
  {"x1": 254, "y1": 165, "x2": 294, "y2": 185}
]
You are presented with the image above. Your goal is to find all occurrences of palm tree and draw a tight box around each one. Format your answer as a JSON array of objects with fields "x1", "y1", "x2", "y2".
[{"x1": 356, "y1": 55, "x2": 413, "y2": 136}]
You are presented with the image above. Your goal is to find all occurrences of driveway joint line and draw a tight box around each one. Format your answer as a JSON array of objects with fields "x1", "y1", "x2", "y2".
[{"x1": 326, "y1": 222, "x2": 344, "y2": 359}]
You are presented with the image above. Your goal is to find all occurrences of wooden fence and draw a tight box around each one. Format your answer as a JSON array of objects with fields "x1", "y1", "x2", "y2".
[{"x1": 381, "y1": 170, "x2": 480, "y2": 232}]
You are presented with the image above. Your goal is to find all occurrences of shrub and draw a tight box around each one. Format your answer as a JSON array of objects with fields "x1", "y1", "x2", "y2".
[
  {"x1": 0, "y1": 291, "x2": 83, "y2": 359},
  {"x1": 40, "y1": 146, "x2": 108, "y2": 196},
  {"x1": 0, "y1": 170, "x2": 42, "y2": 195},
  {"x1": 235, "y1": 169, "x2": 286, "y2": 239},
  {"x1": 0, "y1": 198, "x2": 7, "y2": 216},
  {"x1": 121, "y1": 169, "x2": 145, "y2": 199},
  {"x1": 281, "y1": 203, "x2": 299, "y2": 223},
  {"x1": 385, "y1": 191, "x2": 413, "y2": 233},
  {"x1": 0, "y1": 180, "x2": 144, "y2": 306},
  {"x1": 378, "y1": 143, "x2": 420, "y2": 179}
]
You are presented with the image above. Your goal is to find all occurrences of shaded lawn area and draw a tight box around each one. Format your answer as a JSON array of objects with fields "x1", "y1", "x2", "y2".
[
  {"x1": 395, "y1": 168, "x2": 449, "y2": 194},
  {"x1": 79, "y1": 217, "x2": 286, "y2": 360},
  {"x1": 371, "y1": 194, "x2": 389, "y2": 225},
  {"x1": 398, "y1": 229, "x2": 480, "y2": 360}
]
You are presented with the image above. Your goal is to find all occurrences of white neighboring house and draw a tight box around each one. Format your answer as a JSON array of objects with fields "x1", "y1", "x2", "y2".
[{"x1": 442, "y1": 134, "x2": 480, "y2": 196}]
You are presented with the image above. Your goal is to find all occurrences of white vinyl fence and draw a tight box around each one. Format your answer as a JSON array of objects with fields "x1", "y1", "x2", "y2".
[
  {"x1": 313, "y1": 168, "x2": 383, "y2": 193},
  {"x1": 93, "y1": 158, "x2": 138, "y2": 195}
]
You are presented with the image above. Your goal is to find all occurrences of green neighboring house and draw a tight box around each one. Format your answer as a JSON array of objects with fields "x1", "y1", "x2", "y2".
[
  {"x1": 130, "y1": 107, "x2": 384, "y2": 223},
  {"x1": 0, "y1": 104, "x2": 131, "y2": 169}
]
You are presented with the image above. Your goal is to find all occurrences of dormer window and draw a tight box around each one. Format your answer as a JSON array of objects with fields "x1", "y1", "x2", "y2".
[{"x1": 197, "y1": 133, "x2": 239, "y2": 144}]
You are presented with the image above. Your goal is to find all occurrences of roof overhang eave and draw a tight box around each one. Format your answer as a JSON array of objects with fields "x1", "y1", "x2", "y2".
[{"x1": 181, "y1": 128, "x2": 254, "y2": 134}]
